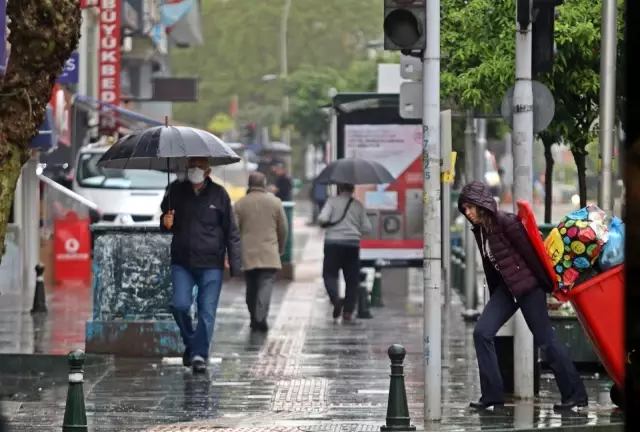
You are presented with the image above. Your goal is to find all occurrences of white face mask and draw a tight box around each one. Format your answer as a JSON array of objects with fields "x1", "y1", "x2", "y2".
[{"x1": 187, "y1": 167, "x2": 206, "y2": 184}]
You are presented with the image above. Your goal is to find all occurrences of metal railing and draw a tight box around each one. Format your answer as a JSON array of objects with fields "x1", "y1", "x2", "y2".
[{"x1": 39, "y1": 174, "x2": 99, "y2": 240}]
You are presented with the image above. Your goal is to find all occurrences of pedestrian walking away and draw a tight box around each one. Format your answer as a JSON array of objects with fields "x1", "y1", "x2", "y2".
[
  {"x1": 160, "y1": 157, "x2": 242, "y2": 374},
  {"x1": 234, "y1": 172, "x2": 288, "y2": 332},
  {"x1": 458, "y1": 180, "x2": 588, "y2": 411},
  {"x1": 318, "y1": 183, "x2": 372, "y2": 322}
]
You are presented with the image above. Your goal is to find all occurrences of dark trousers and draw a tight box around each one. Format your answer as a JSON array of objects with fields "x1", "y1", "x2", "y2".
[
  {"x1": 322, "y1": 243, "x2": 360, "y2": 314},
  {"x1": 474, "y1": 286, "x2": 587, "y2": 403},
  {"x1": 245, "y1": 269, "x2": 277, "y2": 323}
]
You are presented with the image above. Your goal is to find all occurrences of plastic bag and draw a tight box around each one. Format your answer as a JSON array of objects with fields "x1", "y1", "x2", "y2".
[
  {"x1": 599, "y1": 217, "x2": 624, "y2": 270},
  {"x1": 544, "y1": 204, "x2": 609, "y2": 290}
]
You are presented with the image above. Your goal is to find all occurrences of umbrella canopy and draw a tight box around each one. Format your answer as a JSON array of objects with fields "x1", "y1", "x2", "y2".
[
  {"x1": 96, "y1": 125, "x2": 241, "y2": 170},
  {"x1": 315, "y1": 158, "x2": 395, "y2": 185}
]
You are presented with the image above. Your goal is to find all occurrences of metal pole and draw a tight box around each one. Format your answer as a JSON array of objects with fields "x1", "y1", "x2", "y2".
[
  {"x1": 475, "y1": 119, "x2": 487, "y2": 182},
  {"x1": 598, "y1": 0, "x2": 617, "y2": 214},
  {"x1": 473, "y1": 118, "x2": 487, "y2": 310},
  {"x1": 423, "y1": 0, "x2": 442, "y2": 421},
  {"x1": 462, "y1": 112, "x2": 477, "y2": 319},
  {"x1": 280, "y1": 0, "x2": 292, "y2": 147},
  {"x1": 512, "y1": 0, "x2": 535, "y2": 399},
  {"x1": 440, "y1": 111, "x2": 452, "y2": 309},
  {"x1": 78, "y1": 8, "x2": 89, "y2": 96}
]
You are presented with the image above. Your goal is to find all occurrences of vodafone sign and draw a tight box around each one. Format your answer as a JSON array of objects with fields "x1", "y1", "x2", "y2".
[{"x1": 98, "y1": 0, "x2": 121, "y2": 131}]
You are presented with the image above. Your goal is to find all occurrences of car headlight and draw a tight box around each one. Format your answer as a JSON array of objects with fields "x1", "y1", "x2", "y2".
[{"x1": 115, "y1": 214, "x2": 134, "y2": 225}]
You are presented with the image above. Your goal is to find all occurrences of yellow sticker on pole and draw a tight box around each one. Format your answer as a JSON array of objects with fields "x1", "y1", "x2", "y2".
[{"x1": 441, "y1": 151, "x2": 457, "y2": 183}]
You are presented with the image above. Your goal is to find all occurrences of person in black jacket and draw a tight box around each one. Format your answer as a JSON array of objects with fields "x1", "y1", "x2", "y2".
[{"x1": 160, "y1": 157, "x2": 242, "y2": 373}]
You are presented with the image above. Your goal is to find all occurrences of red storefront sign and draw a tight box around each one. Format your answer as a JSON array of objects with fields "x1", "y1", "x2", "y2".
[
  {"x1": 54, "y1": 211, "x2": 91, "y2": 283},
  {"x1": 98, "y1": 0, "x2": 121, "y2": 132}
]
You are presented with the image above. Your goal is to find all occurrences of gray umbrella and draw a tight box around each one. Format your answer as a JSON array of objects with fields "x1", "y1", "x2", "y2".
[
  {"x1": 96, "y1": 125, "x2": 241, "y2": 171},
  {"x1": 315, "y1": 158, "x2": 395, "y2": 185}
]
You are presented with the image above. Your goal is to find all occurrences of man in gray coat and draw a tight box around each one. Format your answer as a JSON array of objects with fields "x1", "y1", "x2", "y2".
[{"x1": 234, "y1": 172, "x2": 288, "y2": 332}]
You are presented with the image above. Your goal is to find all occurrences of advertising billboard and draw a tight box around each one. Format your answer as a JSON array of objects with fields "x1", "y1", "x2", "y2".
[{"x1": 344, "y1": 124, "x2": 424, "y2": 262}]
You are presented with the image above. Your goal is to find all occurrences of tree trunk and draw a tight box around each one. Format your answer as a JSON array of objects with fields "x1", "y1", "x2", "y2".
[
  {"x1": 543, "y1": 142, "x2": 554, "y2": 223},
  {"x1": 573, "y1": 149, "x2": 588, "y2": 208},
  {"x1": 0, "y1": 1, "x2": 81, "y2": 256}
]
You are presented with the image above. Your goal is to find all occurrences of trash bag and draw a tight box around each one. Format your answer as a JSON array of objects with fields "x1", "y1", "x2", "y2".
[
  {"x1": 544, "y1": 204, "x2": 609, "y2": 290},
  {"x1": 599, "y1": 217, "x2": 624, "y2": 270}
]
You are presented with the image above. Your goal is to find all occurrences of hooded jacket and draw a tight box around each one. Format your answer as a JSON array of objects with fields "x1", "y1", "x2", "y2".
[{"x1": 458, "y1": 181, "x2": 553, "y2": 298}]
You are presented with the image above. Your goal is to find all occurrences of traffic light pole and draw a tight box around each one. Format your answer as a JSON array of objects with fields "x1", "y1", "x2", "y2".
[
  {"x1": 422, "y1": 0, "x2": 443, "y2": 422},
  {"x1": 598, "y1": 0, "x2": 617, "y2": 214},
  {"x1": 513, "y1": 0, "x2": 535, "y2": 399}
]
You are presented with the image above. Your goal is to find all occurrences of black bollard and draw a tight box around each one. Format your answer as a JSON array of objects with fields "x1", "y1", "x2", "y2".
[
  {"x1": 357, "y1": 268, "x2": 373, "y2": 319},
  {"x1": 63, "y1": 350, "x2": 87, "y2": 432},
  {"x1": 381, "y1": 344, "x2": 416, "y2": 431},
  {"x1": 30, "y1": 263, "x2": 47, "y2": 314}
]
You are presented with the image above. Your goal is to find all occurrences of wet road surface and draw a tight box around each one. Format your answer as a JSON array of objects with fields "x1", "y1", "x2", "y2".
[{"x1": 0, "y1": 217, "x2": 624, "y2": 431}]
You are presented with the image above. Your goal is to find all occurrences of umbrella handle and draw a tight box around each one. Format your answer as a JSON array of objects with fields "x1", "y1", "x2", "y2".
[{"x1": 166, "y1": 158, "x2": 171, "y2": 210}]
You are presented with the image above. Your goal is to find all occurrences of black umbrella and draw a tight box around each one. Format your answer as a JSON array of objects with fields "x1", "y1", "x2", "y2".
[
  {"x1": 96, "y1": 123, "x2": 241, "y2": 209},
  {"x1": 96, "y1": 125, "x2": 241, "y2": 171},
  {"x1": 315, "y1": 158, "x2": 395, "y2": 185}
]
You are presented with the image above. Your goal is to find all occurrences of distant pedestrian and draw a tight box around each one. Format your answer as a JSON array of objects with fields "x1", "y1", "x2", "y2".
[
  {"x1": 160, "y1": 157, "x2": 242, "y2": 373},
  {"x1": 234, "y1": 172, "x2": 288, "y2": 332},
  {"x1": 318, "y1": 183, "x2": 372, "y2": 322},
  {"x1": 457, "y1": 180, "x2": 588, "y2": 411},
  {"x1": 269, "y1": 161, "x2": 293, "y2": 201}
]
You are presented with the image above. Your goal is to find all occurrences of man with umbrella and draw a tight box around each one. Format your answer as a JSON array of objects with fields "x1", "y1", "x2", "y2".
[
  {"x1": 97, "y1": 123, "x2": 244, "y2": 373},
  {"x1": 161, "y1": 157, "x2": 242, "y2": 373}
]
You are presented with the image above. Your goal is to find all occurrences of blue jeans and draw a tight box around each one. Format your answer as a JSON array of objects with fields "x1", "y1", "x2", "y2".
[{"x1": 171, "y1": 265, "x2": 223, "y2": 359}]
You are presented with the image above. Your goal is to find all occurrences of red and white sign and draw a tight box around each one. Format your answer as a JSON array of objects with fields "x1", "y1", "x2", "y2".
[
  {"x1": 54, "y1": 211, "x2": 91, "y2": 283},
  {"x1": 50, "y1": 84, "x2": 72, "y2": 146},
  {"x1": 345, "y1": 124, "x2": 424, "y2": 261},
  {"x1": 98, "y1": 0, "x2": 121, "y2": 132}
]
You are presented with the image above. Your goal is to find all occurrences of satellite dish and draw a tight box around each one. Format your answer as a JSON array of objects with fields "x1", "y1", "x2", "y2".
[{"x1": 501, "y1": 81, "x2": 555, "y2": 133}]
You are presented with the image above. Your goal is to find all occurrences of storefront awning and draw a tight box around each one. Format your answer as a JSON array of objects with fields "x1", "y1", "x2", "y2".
[
  {"x1": 31, "y1": 105, "x2": 57, "y2": 149},
  {"x1": 72, "y1": 94, "x2": 164, "y2": 131}
]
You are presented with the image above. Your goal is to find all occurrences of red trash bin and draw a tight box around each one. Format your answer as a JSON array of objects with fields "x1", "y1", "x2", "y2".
[
  {"x1": 554, "y1": 265, "x2": 625, "y2": 390},
  {"x1": 54, "y1": 210, "x2": 92, "y2": 284}
]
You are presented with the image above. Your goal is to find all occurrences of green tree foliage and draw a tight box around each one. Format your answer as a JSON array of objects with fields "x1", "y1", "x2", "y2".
[
  {"x1": 441, "y1": 0, "x2": 624, "y2": 208},
  {"x1": 283, "y1": 60, "x2": 378, "y2": 146},
  {"x1": 170, "y1": 0, "x2": 382, "y2": 128}
]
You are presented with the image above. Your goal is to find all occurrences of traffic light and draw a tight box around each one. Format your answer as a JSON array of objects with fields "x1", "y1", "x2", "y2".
[
  {"x1": 532, "y1": 0, "x2": 563, "y2": 76},
  {"x1": 383, "y1": 0, "x2": 426, "y2": 52},
  {"x1": 243, "y1": 123, "x2": 256, "y2": 144}
]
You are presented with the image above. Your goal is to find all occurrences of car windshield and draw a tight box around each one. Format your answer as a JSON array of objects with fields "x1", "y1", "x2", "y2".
[{"x1": 76, "y1": 152, "x2": 175, "y2": 190}]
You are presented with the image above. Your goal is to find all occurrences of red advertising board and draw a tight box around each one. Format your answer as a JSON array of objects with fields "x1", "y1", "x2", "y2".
[
  {"x1": 54, "y1": 211, "x2": 91, "y2": 283},
  {"x1": 98, "y1": 0, "x2": 121, "y2": 132}
]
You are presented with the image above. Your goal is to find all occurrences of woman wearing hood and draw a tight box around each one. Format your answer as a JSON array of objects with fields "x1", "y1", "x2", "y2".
[{"x1": 458, "y1": 181, "x2": 587, "y2": 411}]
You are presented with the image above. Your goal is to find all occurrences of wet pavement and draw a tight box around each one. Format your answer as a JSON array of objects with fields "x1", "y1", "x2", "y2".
[{"x1": 0, "y1": 211, "x2": 625, "y2": 431}]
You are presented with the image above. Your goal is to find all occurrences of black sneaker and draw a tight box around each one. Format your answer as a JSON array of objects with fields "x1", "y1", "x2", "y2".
[
  {"x1": 469, "y1": 400, "x2": 504, "y2": 410},
  {"x1": 553, "y1": 399, "x2": 588, "y2": 411},
  {"x1": 332, "y1": 298, "x2": 343, "y2": 319},
  {"x1": 192, "y1": 355, "x2": 207, "y2": 374}
]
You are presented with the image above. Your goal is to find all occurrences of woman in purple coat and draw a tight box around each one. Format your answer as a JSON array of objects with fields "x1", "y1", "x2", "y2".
[{"x1": 458, "y1": 181, "x2": 587, "y2": 411}]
